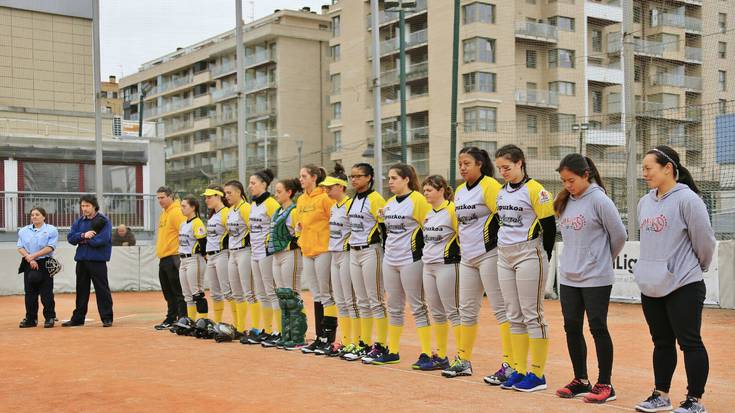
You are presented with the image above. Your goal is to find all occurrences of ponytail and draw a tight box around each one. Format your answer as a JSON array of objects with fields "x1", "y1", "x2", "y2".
[
  {"x1": 554, "y1": 153, "x2": 608, "y2": 217},
  {"x1": 459, "y1": 146, "x2": 494, "y2": 178},
  {"x1": 353, "y1": 162, "x2": 375, "y2": 191},
  {"x1": 389, "y1": 163, "x2": 420, "y2": 192},
  {"x1": 495, "y1": 144, "x2": 528, "y2": 179},
  {"x1": 646, "y1": 145, "x2": 700, "y2": 194}
]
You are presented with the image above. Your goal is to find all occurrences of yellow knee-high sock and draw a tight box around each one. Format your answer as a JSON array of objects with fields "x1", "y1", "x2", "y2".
[
  {"x1": 249, "y1": 302, "x2": 261, "y2": 330},
  {"x1": 387, "y1": 324, "x2": 404, "y2": 354},
  {"x1": 324, "y1": 305, "x2": 338, "y2": 317},
  {"x1": 510, "y1": 333, "x2": 530, "y2": 374},
  {"x1": 275, "y1": 309, "x2": 282, "y2": 333},
  {"x1": 529, "y1": 338, "x2": 550, "y2": 377},
  {"x1": 261, "y1": 306, "x2": 274, "y2": 333},
  {"x1": 376, "y1": 317, "x2": 388, "y2": 344},
  {"x1": 236, "y1": 302, "x2": 248, "y2": 332},
  {"x1": 229, "y1": 301, "x2": 238, "y2": 326},
  {"x1": 452, "y1": 325, "x2": 462, "y2": 355},
  {"x1": 361, "y1": 318, "x2": 374, "y2": 344},
  {"x1": 434, "y1": 322, "x2": 449, "y2": 358},
  {"x1": 500, "y1": 322, "x2": 514, "y2": 366},
  {"x1": 352, "y1": 317, "x2": 362, "y2": 344},
  {"x1": 187, "y1": 305, "x2": 197, "y2": 320},
  {"x1": 417, "y1": 325, "x2": 432, "y2": 355},
  {"x1": 338, "y1": 316, "x2": 351, "y2": 344},
  {"x1": 459, "y1": 324, "x2": 479, "y2": 361},
  {"x1": 213, "y1": 300, "x2": 225, "y2": 323}
]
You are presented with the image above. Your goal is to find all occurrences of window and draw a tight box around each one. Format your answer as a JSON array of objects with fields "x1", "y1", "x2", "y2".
[
  {"x1": 330, "y1": 73, "x2": 341, "y2": 94},
  {"x1": 550, "y1": 146, "x2": 576, "y2": 157},
  {"x1": 549, "y1": 81, "x2": 575, "y2": 96},
  {"x1": 550, "y1": 113, "x2": 576, "y2": 133},
  {"x1": 463, "y1": 37, "x2": 496, "y2": 63},
  {"x1": 592, "y1": 90, "x2": 602, "y2": 113},
  {"x1": 84, "y1": 165, "x2": 137, "y2": 193},
  {"x1": 719, "y1": 13, "x2": 727, "y2": 33},
  {"x1": 719, "y1": 71, "x2": 727, "y2": 92},
  {"x1": 634, "y1": 63, "x2": 641, "y2": 82},
  {"x1": 549, "y1": 16, "x2": 575, "y2": 32},
  {"x1": 332, "y1": 102, "x2": 342, "y2": 120},
  {"x1": 463, "y1": 2, "x2": 495, "y2": 24},
  {"x1": 332, "y1": 15, "x2": 341, "y2": 37},
  {"x1": 330, "y1": 44, "x2": 341, "y2": 62},
  {"x1": 463, "y1": 107, "x2": 497, "y2": 132},
  {"x1": 527, "y1": 147, "x2": 538, "y2": 158},
  {"x1": 591, "y1": 29, "x2": 602, "y2": 52},
  {"x1": 527, "y1": 115, "x2": 538, "y2": 134},
  {"x1": 526, "y1": 50, "x2": 537, "y2": 69},
  {"x1": 333, "y1": 130, "x2": 342, "y2": 150},
  {"x1": 633, "y1": 5, "x2": 641, "y2": 23},
  {"x1": 549, "y1": 49, "x2": 575, "y2": 68},
  {"x1": 719, "y1": 42, "x2": 727, "y2": 59},
  {"x1": 720, "y1": 99, "x2": 728, "y2": 114},
  {"x1": 464, "y1": 140, "x2": 497, "y2": 155},
  {"x1": 463, "y1": 72, "x2": 497, "y2": 93}
]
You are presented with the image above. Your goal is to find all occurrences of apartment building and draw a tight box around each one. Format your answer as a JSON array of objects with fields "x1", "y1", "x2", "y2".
[
  {"x1": 328, "y1": 0, "x2": 735, "y2": 201},
  {"x1": 101, "y1": 75, "x2": 122, "y2": 115},
  {"x1": 120, "y1": 7, "x2": 332, "y2": 192}
]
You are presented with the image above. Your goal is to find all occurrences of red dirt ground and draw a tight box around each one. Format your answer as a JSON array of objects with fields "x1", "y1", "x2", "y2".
[{"x1": 0, "y1": 292, "x2": 732, "y2": 412}]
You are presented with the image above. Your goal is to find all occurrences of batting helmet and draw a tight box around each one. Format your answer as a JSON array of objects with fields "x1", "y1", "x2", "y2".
[
  {"x1": 174, "y1": 317, "x2": 195, "y2": 336},
  {"x1": 212, "y1": 323, "x2": 236, "y2": 343},
  {"x1": 194, "y1": 318, "x2": 215, "y2": 339}
]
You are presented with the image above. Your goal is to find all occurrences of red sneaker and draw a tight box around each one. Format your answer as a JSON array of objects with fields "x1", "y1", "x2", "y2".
[
  {"x1": 556, "y1": 378, "x2": 592, "y2": 398},
  {"x1": 584, "y1": 383, "x2": 617, "y2": 403}
]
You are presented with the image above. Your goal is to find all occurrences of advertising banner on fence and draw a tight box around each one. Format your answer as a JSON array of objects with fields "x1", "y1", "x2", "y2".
[{"x1": 556, "y1": 241, "x2": 720, "y2": 305}]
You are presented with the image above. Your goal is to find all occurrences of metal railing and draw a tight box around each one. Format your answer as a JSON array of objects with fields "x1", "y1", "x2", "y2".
[
  {"x1": 382, "y1": 126, "x2": 429, "y2": 146},
  {"x1": 380, "y1": 61, "x2": 429, "y2": 86},
  {"x1": 515, "y1": 89, "x2": 559, "y2": 107},
  {"x1": 245, "y1": 78, "x2": 277, "y2": 92},
  {"x1": 164, "y1": 118, "x2": 194, "y2": 134},
  {"x1": 651, "y1": 73, "x2": 703, "y2": 90},
  {"x1": 159, "y1": 75, "x2": 193, "y2": 94},
  {"x1": 375, "y1": 29, "x2": 428, "y2": 56},
  {"x1": 0, "y1": 192, "x2": 157, "y2": 232},
  {"x1": 212, "y1": 85, "x2": 237, "y2": 101},
  {"x1": 366, "y1": 0, "x2": 427, "y2": 27},
  {"x1": 161, "y1": 98, "x2": 193, "y2": 115},
  {"x1": 245, "y1": 50, "x2": 275, "y2": 67},
  {"x1": 211, "y1": 61, "x2": 236, "y2": 77},
  {"x1": 685, "y1": 46, "x2": 703, "y2": 62},
  {"x1": 246, "y1": 103, "x2": 276, "y2": 117},
  {"x1": 515, "y1": 21, "x2": 558, "y2": 42}
]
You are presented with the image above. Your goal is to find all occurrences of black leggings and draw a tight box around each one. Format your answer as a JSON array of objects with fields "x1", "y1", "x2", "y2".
[
  {"x1": 560, "y1": 284, "x2": 614, "y2": 384},
  {"x1": 641, "y1": 280, "x2": 708, "y2": 399}
]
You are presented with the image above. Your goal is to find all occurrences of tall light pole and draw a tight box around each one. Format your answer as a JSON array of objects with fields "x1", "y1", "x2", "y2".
[
  {"x1": 236, "y1": 0, "x2": 248, "y2": 183},
  {"x1": 370, "y1": 0, "x2": 384, "y2": 194},
  {"x1": 623, "y1": 0, "x2": 638, "y2": 239},
  {"x1": 449, "y1": 0, "x2": 460, "y2": 185},
  {"x1": 92, "y1": 0, "x2": 103, "y2": 201}
]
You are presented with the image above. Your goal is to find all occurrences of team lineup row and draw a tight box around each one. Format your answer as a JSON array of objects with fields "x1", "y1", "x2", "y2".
[{"x1": 166, "y1": 143, "x2": 715, "y2": 413}]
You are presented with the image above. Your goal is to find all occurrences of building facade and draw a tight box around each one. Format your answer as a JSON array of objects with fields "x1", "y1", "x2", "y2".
[{"x1": 101, "y1": 75, "x2": 122, "y2": 115}]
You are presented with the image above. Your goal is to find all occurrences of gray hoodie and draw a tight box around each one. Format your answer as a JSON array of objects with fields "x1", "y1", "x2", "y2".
[
  {"x1": 558, "y1": 184, "x2": 627, "y2": 287},
  {"x1": 634, "y1": 183, "x2": 716, "y2": 298}
]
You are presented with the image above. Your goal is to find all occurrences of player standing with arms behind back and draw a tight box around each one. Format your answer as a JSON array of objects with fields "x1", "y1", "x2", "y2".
[
  {"x1": 553, "y1": 154, "x2": 626, "y2": 403},
  {"x1": 494, "y1": 144, "x2": 556, "y2": 392},
  {"x1": 633, "y1": 146, "x2": 715, "y2": 413}
]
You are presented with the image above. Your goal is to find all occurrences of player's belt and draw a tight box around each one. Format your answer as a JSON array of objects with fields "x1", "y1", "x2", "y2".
[
  {"x1": 179, "y1": 253, "x2": 193, "y2": 258},
  {"x1": 206, "y1": 249, "x2": 225, "y2": 256}
]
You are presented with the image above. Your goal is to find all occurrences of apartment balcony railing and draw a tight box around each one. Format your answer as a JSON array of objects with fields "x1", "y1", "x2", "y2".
[
  {"x1": 685, "y1": 46, "x2": 702, "y2": 62},
  {"x1": 380, "y1": 62, "x2": 429, "y2": 87},
  {"x1": 382, "y1": 126, "x2": 429, "y2": 146},
  {"x1": 161, "y1": 98, "x2": 193, "y2": 115},
  {"x1": 244, "y1": 50, "x2": 275, "y2": 67},
  {"x1": 374, "y1": 29, "x2": 428, "y2": 56},
  {"x1": 211, "y1": 61, "x2": 236, "y2": 77},
  {"x1": 245, "y1": 79, "x2": 277, "y2": 92},
  {"x1": 650, "y1": 73, "x2": 702, "y2": 90},
  {"x1": 515, "y1": 21, "x2": 558, "y2": 43},
  {"x1": 164, "y1": 118, "x2": 194, "y2": 134},
  {"x1": 366, "y1": 0, "x2": 427, "y2": 27},
  {"x1": 246, "y1": 103, "x2": 276, "y2": 117},
  {"x1": 514, "y1": 89, "x2": 559, "y2": 108},
  {"x1": 159, "y1": 75, "x2": 193, "y2": 94},
  {"x1": 650, "y1": 13, "x2": 702, "y2": 33},
  {"x1": 212, "y1": 85, "x2": 238, "y2": 101},
  {"x1": 215, "y1": 110, "x2": 238, "y2": 125}
]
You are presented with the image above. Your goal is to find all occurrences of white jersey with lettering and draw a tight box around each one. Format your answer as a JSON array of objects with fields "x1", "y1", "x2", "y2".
[
  {"x1": 206, "y1": 207, "x2": 230, "y2": 252},
  {"x1": 179, "y1": 216, "x2": 207, "y2": 255},
  {"x1": 227, "y1": 200, "x2": 251, "y2": 249},
  {"x1": 422, "y1": 200, "x2": 461, "y2": 265},
  {"x1": 347, "y1": 190, "x2": 385, "y2": 247},
  {"x1": 497, "y1": 178, "x2": 554, "y2": 246},
  {"x1": 249, "y1": 193, "x2": 280, "y2": 260},
  {"x1": 329, "y1": 196, "x2": 353, "y2": 252},
  {"x1": 454, "y1": 175, "x2": 502, "y2": 261},
  {"x1": 383, "y1": 191, "x2": 431, "y2": 267}
]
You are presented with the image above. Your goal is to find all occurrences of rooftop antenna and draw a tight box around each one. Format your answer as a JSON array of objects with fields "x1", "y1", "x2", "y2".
[{"x1": 247, "y1": 1, "x2": 255, "y2": 22}]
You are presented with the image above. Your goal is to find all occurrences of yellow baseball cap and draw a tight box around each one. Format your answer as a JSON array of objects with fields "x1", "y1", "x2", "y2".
[
  {"x1": 201, "y1": 188, "x2": 224, "y2": 197},
  {"x1": 319, "y1": 176, "x2": 348, "y2": 187}
]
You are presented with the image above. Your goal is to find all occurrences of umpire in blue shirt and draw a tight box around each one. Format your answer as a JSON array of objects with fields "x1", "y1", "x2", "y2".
[
  {"x1": 64, "y1": 195, "x2": 114, "y2": 327},
  {"x1": 17, "y1": 207, "x2": 59, "y2": 328}
]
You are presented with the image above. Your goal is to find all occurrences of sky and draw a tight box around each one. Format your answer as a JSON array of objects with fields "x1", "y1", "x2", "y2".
[{"x1": 100, "y1": 0, "x2": 328, "y2": 80}]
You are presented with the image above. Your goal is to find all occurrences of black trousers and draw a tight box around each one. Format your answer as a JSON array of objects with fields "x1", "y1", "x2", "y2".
[
  {"x1": 71, "y1": 261, "x2": 114, "y2": 323},
  {"x1": 159, "y1": 255, "x2": 185, "y2": 322},
  {"x1": 23, "y1": 260, "x2": 56, "y2": 322},
  {"x1": 560, "y1": 284, "x2": 614, "y2": 384},
  {"x1": 641, "y1": 280, "x2": 708, "y2": 399}
]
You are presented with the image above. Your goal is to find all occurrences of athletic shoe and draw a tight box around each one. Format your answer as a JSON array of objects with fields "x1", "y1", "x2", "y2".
[
  {"x1": 240, "y1": 328, "x2": 259, "y2": 344},
  {"x1": 313, "y1": 338, "x2": 332, "y2": 355},
  {"x1": 635, "y1": 390, "x2": 672, "y2": 412},
  {"x1": 301, "y1": 338, "x2": 321, "y2": 354},
  {"x1": 431, "y1": 354, "x2": 451, "y2": 370},
  {"x1": 337, "y1": 343, "x2": 355, "y2": 358},
  {"x1": 371, "y1": 352, "x2": 400, "y2": 365},
  {"x1": 500, "y1": 372, "x2": 526, "y2": 390},
  {"x1": 441, "y1": 356, "x2": 472, "y2": 378},
  {"x1": 513, "y1": 372, "x2": 547, "y2": 392},
  {"x1": 411, "y1": 353, "x2": 433, "y2": 370},
  {"x1": 556, "y1": 378, "x2": 592, "y2": 398},
  {"x1": 342, "y1": 342, "x2": 369, "y2": 361},
  {"x1": 326, "y1": 342, "x2": 344, "y2": 357},
  {"x1": 284, "y1": 341, "x2": 306, "y2": 351},
  {"x1": 584, "y1": 383, "x2": 616, "y2": 403},
  {"x1": 673, "y1": 396, "x2": 707, "y2": 413},
  {"x1": 261, "y1": 333, "x2": 281, "y2": 348},
  {"x1": 483, "y1": 362, "x2": 516, "y2": 386},
  {"x1": 247, "y1": 329, "x2": 269, "y2": 345},
  {"x1": 19, "y1": 318, "x2": 37, "y2": 328},
  {"x1": 154, "y1": 319, "x2": 173, "y2": 330},
  {"x1": 361, "y1": 342, "x2": 387, "y2": 364}
]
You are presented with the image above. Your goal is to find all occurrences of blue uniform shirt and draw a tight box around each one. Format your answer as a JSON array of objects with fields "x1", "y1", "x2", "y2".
[{"x1": 17, "y1": 223, "x2": 58, "y2": 259}]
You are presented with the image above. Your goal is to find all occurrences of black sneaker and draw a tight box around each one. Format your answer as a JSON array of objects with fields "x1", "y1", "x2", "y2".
[
  {"x1": 301, "y1": 338, "x2": 321, "y2": 354},
  {"x1": 248, "y1": 330, "x2": 269, "y2": 344},
  {"x1": 154, "y1": 319, "x2": 174, "y2": 330},
  {"x1": 19, "y1": 318, "x2": 37, "y2": 328},
  {"x1": 241, "y1": 328, "x2": 260, "y2": 344},
  {"x1": 313, "y1": 338, "x2": 331, "y2": 355},
  {"x1": 62, "y1": 320, "x2": 84, "y2": 327},
  {"x1": 261, "y1": 333, "x2": 281, "y2": 348},
  {"x1": 362, "y1": 342, "x2": 387, "y2": 364}
]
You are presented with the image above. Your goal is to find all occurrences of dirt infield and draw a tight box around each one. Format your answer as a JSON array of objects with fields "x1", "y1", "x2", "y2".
[{"x1": 0, "y1": 292, "x2": 732, "y2": 413}]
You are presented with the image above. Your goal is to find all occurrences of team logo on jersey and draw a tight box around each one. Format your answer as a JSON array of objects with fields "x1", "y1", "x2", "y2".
[
  {"x1": 640, "y1": 214, "x2": 668, "y2": 233},
  {"x1": 538, "y1": 189, "x2": 551, "y2": 204},
  {"x1": 499, "y1": 214, "x2": 524, "y2": 227},
  {"x1": 195, "y1": 225, "x2": 206, "y2": 236},
  {"x1": 559, "y1": 214, "x2": 586, "y2": 231}
]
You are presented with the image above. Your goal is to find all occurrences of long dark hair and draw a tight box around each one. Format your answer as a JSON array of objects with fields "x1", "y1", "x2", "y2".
[
  {"x1": 353, "y1": 162, "x2": 375, "y2": 191},
  {"x1": 495, "y1": 144, "x2": 528, "y2": 179},
  {"x1": 330, "y1": 163, "x2": 348, "y2": 181},
  {"x1": 278, "y1": 178, "x2": 302, "y2": 199},
  {"x1": 646, "y1": 145, "x2": 700, "y2": 194},
  {"x1": 459, "y1": 146, "x2": 494, "y2": 178},
  {"x1": 553, "y1": 153, "x2": 606, "y2": 217},
  {"x1": 389, "y1": 163, "x2": 420, "y2": 192},
  {"x1": 206, "y1": 184, "x2": 228, "y2": 217},
  {"x1": 224, "y1": 180, "x2": 247, "y2": 201},
  {"x1": 182, "y1": 195, "x2": 201, "y2": 219},
  {"x1": 422, "y1": 175, "x2": 453, "y2": 201},
  {"x1": 252, "y1": 168, "x2": 275, "y2": 186},
  {"x1": 302, "y1": 164, "x2": 327, "y2": 185}
]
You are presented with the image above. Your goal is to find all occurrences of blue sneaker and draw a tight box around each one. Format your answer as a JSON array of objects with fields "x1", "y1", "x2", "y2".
[
  {"x1": 371, "y1": 352, "x2": 400, "y2": 365},
  {"x1": 500, "y1": 371, "x2": 525, "y2": 390},
  {"x1": 412, "y1": 353, "x2": 433, "y2": 370},
  {"x1": 513, "y1": 372, "x2": 547, "y2": 392},
  {"x1": 431, "y1": 354, "x2": 451, "y2": 370}
]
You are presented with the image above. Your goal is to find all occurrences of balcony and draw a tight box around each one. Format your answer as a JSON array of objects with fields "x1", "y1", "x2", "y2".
[
  {"x1": 246, "y1": 103, "x2": 276, "y2": 118},
  {"x1": 214, "y1": 110, "x2": 237, "y2": 126},
  {"x1": 585, "y1": 0, "x2": 622, "y2": 23},
  {"x1": 160, "y1": 97, "x2": 194, "y2": 115},
  {"x1": 685, "y1": 46, "x2": 702, "y2": 63},
  {"x1": 380, "y1": 62, "x2": 429, "y2": 87},
  {"x1": 371, "y1": 29, "x2": 428, "y2": 57},
  {"x1": 586, "y1": 61, "x2": 623, "y2": 84},
  {"x1": 212, "y1": 85, "x2": 238, "y2": 101},
  {"x1": 366, "y1": 0, "x2": 427, "y2": 28},
  {"x1": 515, "y1": 21, "x2": 558, "y2": 43},
  {"x1": 586, "y1": 123, "x2": 625, "y2": 146},
  {"x1": 164, "y1": 119, "x2": 194, "y2": 134},
  {"x1": 650, "y1": 13, "x2": 702, "y2": 33},
  {"x1": 158, "y1": 75, "x2": 193, "y2": 94},
  {"x1": 650, "y1": 73, "x2": 702, "y2": 91},
  {"x1": 514, "y1": 89, "x2": 559, "y2": 108},
  {"x1": 211, "y1": 61, "x2": 236, "y2": 78},
  {"x1": 245, "y1": 78, "x2": 277, "y2": 93},
  {"x1": 382, "y1": 126, "x2": 429, "y2": 147},
  {"x1": 245, "y1": 50, "x2": 275, "y2": 68}
]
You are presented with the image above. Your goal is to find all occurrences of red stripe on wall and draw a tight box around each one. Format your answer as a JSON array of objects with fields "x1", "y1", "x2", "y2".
[{"x1": 135, "y1": 165, "x2": 143, "y2": 193}]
